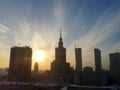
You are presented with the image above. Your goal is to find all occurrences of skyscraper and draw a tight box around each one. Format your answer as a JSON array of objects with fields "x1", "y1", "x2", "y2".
[
  {"x1": 8, "y1": 46, "x2": 32, "y2": 82},
  {"x1": 55, "y1": 31, "x2": 66, "y2": 63},
  {"x1": 34, "y1": 62, "x2": 39, "y2": 72},
  {"x1": 109, "y1": 52, "x2": 120, "y2": 76},
  {"x1": 74, "y1": 48, "x2": 82, "y2": 84},
  {"x1": 75, "y1": 48, "x2": 82, "y2": 72},
  {"x1": 94, "y1": 48, "x2": 102, "y2": 85},
  {"x1": 51, "y1": 31, "x2": 70, "y2": 81}
]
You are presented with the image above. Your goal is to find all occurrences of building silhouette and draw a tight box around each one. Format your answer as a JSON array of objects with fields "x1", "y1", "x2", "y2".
[
  {"x1": 75, "y1": 48, "x2": 82, "y2": 72},
  {"x1": 51, "y1": 31, "x2": 70, "y2": 82},
  {"x1": 109, "y1": 52, "x2": 120, "y2": 76},
  {"x1": 94, "y1": 48, "x2": 102, "y2": 85},
  {"x1": 74, "y1": 48, "x2": 82, "y2": 84},
  {"x1": 109, "y1": 52, "x2": 120, "y2": 84},
  {"x1": 8, "y1": 46, "x2": 32, "y2": 82},
  {"x1": 82, "y1": 67, "x2": 96, "y2": 86},
  {"x1": 34, "y1": 62, "x2": 39, "y2": 72}
]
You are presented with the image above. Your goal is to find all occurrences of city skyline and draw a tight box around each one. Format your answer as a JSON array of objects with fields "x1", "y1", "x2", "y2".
[{"x1": 0, "y1": 0, "x2": 120, "y2": 70}]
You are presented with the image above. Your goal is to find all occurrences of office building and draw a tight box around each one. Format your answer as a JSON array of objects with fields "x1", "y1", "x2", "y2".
[
  {"x1": 34, "y1": 62, "x2": 39, "y2": 72},
  {"x1": 109, "y1": 52, "x2": 120, "y2": 76},
  {"x1": 8, "y1": 46, "x2": 32, "y2": 82},
  {"x1": 75, "y1": 48, "x2": 82, "y2": 72},
  {"x1": 94, "y1": 48, "x2": 102, "y2": 85},
  {"x1": 74, "y1": 48, "x2": 82, "y2": 84},
  {"x1": 94, "y1": 49, "x2": 102, "y2": 72}
]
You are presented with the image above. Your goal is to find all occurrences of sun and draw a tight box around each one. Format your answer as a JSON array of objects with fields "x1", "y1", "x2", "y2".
[{"x1": 33, "y1": 50, "x2": 45, "y2": 62}]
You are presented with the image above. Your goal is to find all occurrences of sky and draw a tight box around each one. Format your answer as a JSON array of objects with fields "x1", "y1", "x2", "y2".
[{"x1": 0, "y1": 0, "x2": 120, "y2": 70}]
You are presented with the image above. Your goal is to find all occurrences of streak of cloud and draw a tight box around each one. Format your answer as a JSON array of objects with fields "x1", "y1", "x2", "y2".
[
  {"x1": 0, "y1": 24, "x2": 10, "y2": 33},
  {"x1": 0, "y1": 0, "x2": 120, "y2": 70}
]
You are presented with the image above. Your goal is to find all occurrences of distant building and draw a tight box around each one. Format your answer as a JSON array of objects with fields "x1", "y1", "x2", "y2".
[
  {"x1": 74, "y1": 48, "x2": 82, "y2": 84},
  {"x1": 109, "y1": 52, "x2": 120, "y2": 85},
  {"x1": 8, "y1": 46, "x2": 32, "y2": 82},
  {"x1": 0, "y1": 68, "x2": 4, "y2": 75},
  {"x1": 94, "y1": 48, "x2": 102, "y2": 73},
  {"x1": 82, "y1": 67, "x2": 96, "y2": 86},
  {"x1": 34, "y1": 62, "x2": 39, "y2": 72},
  {"x1": 109, "y1": 52, "x2": 120, "y2": 76},
  {"x1": 94, "y1": 48, "x2": 102, "y2": 85},
  {"x1": 75, "y1": 48, "x2": 82, "y2": 72},
  {"x1": 51, "y1": 31, "x2": 70, "y2": 82}
]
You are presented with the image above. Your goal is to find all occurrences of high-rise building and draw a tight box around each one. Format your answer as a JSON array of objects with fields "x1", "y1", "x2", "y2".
[
  {"x1": 8, "y1": 46, "x2": 32, "y2": 82},
  {"x1": 74, "y1": 48, "x2": 82, "y2": 84},
  {"x1": 109, "y1": 52, "x2": 120, "y2": 76},
  {"x1": 55, "y1": 31, "x2": 66, "y2": 63},
  {"x1": 75, "y1": 48, "x2": 82, "y2": 72},
  {"x1": 51, "y1": 31, "x2": 70, "y2": 81},
  {"x1": 94, "y1": 48, "x2": 102, "y2": 72},
  {"x1": 34, "y1": 62, "x2": 39, "y2": 72},
  {"x1": 94, "y1": 48, "x2": 102, "y2": 85}
]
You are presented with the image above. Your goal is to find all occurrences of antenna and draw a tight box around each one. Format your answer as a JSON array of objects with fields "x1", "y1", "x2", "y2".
[{"x1": 60, "y1": 28, "x2": 62, "y2": 38}]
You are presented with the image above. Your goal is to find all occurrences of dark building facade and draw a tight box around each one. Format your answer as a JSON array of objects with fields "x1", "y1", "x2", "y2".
[
  {"x1": 82, "y1": 67, "x2": 96, "y2": 86},
  {"x1": 94, "y1": 48, "x2": 102, "y2": 85},
  {"x1": 8, "y1": 46, "x2": 32, "y2": 82},
  {"x1": 34, "y1": 62, "x2": 39, "y2": 72},
  {"x1": 75, "y1": 48, "x2": 82, "y2": 72},
  {"x1": 109, "y1": 52, "x2": 120, "y2": 76},
  {"x1": 109, "y1": 52, "x2": 120, "y2": 84},
  {"x1": 51, "y1": 32, "x2": 70, "y2": 82},
  {"x1": 74, "y1": 48, "x2": 82, "y2": 84},
  {"x1": 94, "y1": 49, "x2": 102, "y2": 73}
]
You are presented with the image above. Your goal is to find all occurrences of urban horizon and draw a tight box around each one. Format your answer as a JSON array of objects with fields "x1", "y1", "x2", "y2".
[
  {"x1": 1, "y1": 29, "x2": 119, "y2": 87},
  {"x1": 0, "y1": 36, "x2": 119, "y2": 71},
  {"x1": 0, "y1": 0, "x2": 120, "y2": 71},
  {"x1": 0, "y1": 0, "x2": 120, "y2": 89}
]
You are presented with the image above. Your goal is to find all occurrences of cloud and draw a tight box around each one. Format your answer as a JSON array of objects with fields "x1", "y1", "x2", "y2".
[
  {"x1": 68, "y1": 1, "x2": 120, "y2": 49},
  {"x1": 0, "y1": 0, "x2": 120, "y2": 70},
  {"x1": 0, "y1": 24, "x2": 10, "y2": 68},
  {"x1": 0, "y1": 24, "x2": 11, "y2": 54},
  {"x1": 0, "y1": 24, "x2": 10, "y2": 33},
  {"x1": 66, "y1": 1, "x2": 120, "y2": 69},
  {"x1": 53, "y1": 0, "x2": 64, "y2": 28}
]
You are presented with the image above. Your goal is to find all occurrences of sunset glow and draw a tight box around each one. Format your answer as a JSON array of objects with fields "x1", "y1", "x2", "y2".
[
  {"x1": 0, "y1": 0, "x2": 120, "y2": 70},
  {"x1": 33, "y1": 50, "x2": 45, "y2": 62}
]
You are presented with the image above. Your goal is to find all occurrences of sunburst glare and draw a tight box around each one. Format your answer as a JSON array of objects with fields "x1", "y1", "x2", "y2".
[{"x1": 33, "y1": 49, "x2": 45, "y2": 62}]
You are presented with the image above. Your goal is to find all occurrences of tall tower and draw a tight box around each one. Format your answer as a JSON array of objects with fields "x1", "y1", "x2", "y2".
[
  {"x1": 94, "y1": 48, "x2": 102, "y2": 73},
  {"x1": 109, "y1": 53, "x2": 120, "y2": 76},
  {"x1": 34, "y1": 62, "x2": 39, "y2": 72},
  {"x1": 74, "y1": 48, "x2": 82, "y2": 84},
  {"x1": 51, "y1": 31, "x2": 70, "y2": 81},
  {"x1": 8, "y1": 46, "x2": 32, "y2": 82},
  {"x1": 109, "y1": 53, "x2": 120, "y2": 84},
  {"x1": 75, "y1": 48, "x2": 82, "y2": 72},
  {"x1": 55, "y1": 30, "x2": 66, "y2": 63},
  {"x1": 94, "y1": 48, "x2": 102, "y2": 85}
]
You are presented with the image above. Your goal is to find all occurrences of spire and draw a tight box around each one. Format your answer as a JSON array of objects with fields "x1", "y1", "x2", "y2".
[
  {"x1": 60, "y1": 29, "x2": 62, "y2": 38},
  {"x1": 58, "y1": 29, "x2": 63, "y2": 48}
]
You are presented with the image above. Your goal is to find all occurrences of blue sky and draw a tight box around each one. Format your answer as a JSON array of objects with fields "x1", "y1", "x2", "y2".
[{"x1": 0, "y1": 0, "x2": 120, "y2": 70}]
